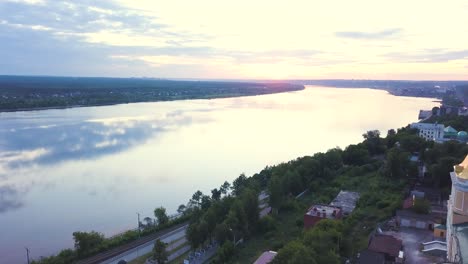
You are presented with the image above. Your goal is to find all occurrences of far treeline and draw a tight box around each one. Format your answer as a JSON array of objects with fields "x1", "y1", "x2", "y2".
[
  {"x1": 31, "y1": 115, "x2": 467, "y2": 264},
  {"x1": 0, "y1": 76, "x2": 304, "y2": 111}
]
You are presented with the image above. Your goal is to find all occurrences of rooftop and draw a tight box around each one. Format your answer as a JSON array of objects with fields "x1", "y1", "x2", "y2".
[
  {"x1": 357, "y1": 249, "x2": 385, "y2": 264},
  {"x1": 330, "y1": 190, "x2": 360, "y2": 214},
  {"x1": 410, "y1": 123, "x2": 445, "y2": 129},
  {"x1": 258, "y1": 191, "x2": 269, "y2": 201},
  {"x1": 368, "y1": 235, "x2": 403, "y2": 258},
  {"x1": 253, "y1": 251, "x2": 277, "y2": 264},
  {"x1": 396, "y1": 209, "x2": 435, "y2": 222},
  {"x1": 305, "y1": 204, "x2": 341, "y2": 219},
  {"x1": 444, "y1": 126, "x2": 458, "y2": 133},
  {"x1": 434, "y1": 224, "x2": 447, "y2": 230}
]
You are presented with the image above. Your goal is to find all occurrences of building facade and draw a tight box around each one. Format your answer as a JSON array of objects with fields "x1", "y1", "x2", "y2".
[
  {"x1": 410, "y1": 123, "x2": 445, "y2": 141},
  {"x1": 446, "y1": 155, "x2": 468, "y2": 263}
]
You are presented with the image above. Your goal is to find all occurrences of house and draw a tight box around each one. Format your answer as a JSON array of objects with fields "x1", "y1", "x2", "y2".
[
  {"x1": 459, "y1": 107, "x2": 468, "y2": 116},
  {"x1": 303, "y1": 204, "x2": 342, "y2": 229},
  {"x1": 434, "y1": 224, "x2": 447, "y2": 238},
  {"x1": 253, "y1": 251, "x2": 277, "y2": 264},
  {"x1": 446, "y1": 155, "x2": 468, "y2": 263},
  {"x1": 396, "y1": 209, "x2": 435, "y2": 230},
  {"x1": 418, "y1": 110, "x2": 432, "y2": 120},
  {"x1": 258, "y1": 191, "x2": 271, "y2": 218},
  {"x1": 402, "y1": 196, "x2": 414, "y2": 209},
  {"x1": 329, "y1": 190, "x2": 360, "y2": 216},
  {"x1": 410, "y1": 123, "x2": 445, "y2": 141},
  {"x1": 259, "y1": 206, "x2": 272, "y2": 218},
  {"x1": 368, "y1": 234, "x2": 403, "y2": 262},
  {"x1": 411, "y1": 186, "x2": 442, "y2": 205},
  {"x1": 357, "y1": 249, "x2": 385, "y2": 264}
]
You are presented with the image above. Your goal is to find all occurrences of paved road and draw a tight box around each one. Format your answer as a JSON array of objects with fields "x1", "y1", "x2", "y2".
[
  {"x1": 76, "y1": 223, "x2": 188, "y2": 264},
  {"x1": 167, "y1": 245, "x2": 191, "y2": 262},
  {"x1": 101, "y1": 226, "x2": 187, "y2": 264},
  {"x1": 385, "y1": 228, "x2": 445, "y2": 264}
]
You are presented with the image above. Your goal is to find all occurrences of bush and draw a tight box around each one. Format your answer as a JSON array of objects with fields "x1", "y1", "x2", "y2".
[{"x1": 258, "y1": 215, "x2": 276, "y2": 233}]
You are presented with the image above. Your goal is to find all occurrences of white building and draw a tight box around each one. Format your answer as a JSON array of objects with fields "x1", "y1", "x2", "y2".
[
  {"x1": 410, "y1": 123, "x2": 445, "y2": 141},
  {"x1": 446, "y1": 155, "x2": 468, "y2": 263}
]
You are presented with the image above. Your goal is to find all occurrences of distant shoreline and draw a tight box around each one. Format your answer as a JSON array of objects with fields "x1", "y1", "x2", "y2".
[
  {"x1": 0, "y1": 87, "x2": 304, "y2": 113},
  {"x1": 0, "y1": 76, "x2": 304, "y2": 113}
]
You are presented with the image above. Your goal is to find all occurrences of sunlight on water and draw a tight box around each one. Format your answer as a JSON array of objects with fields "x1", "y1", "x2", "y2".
[{"x1": 0, "y1": 87, "x2": 437, "y2": 262}]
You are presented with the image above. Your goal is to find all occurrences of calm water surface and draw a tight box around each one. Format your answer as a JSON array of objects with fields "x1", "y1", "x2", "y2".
[{"x1": 0, "y1": 87, "x2": 436, "y2": 263}]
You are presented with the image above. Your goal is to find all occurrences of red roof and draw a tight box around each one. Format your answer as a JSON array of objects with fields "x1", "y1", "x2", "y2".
[
  {"x1": 403, "y1": 197, "x2": 413, "y2": 209},
  {"x1": 368, "y1": 235, "x2": 402, "y2": 258}
]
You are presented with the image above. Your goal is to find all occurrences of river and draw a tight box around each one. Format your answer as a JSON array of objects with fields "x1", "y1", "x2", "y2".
[{"x1": 0, "y1": 86, "x2": 437, "y2": 263}]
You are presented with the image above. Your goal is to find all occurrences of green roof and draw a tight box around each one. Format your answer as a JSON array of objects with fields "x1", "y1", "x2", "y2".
[
  {"x1": 434, "y1": 224, "x2": 447, "y2": 230},
  {"x1": 444, "y1": 126, "x2": 458, "y2": 133}
]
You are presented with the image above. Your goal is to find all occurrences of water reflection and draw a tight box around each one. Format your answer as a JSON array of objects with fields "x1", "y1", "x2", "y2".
[
  {"x1": 0, "y1": 109, "x2": 212, "y2": 178},
  {"x1": 0, "y1": 108, "x2": 215, "y2": 217},
  {"x1": 0, "y1": 88, "x2": 439, "y2": 263},
  {"x1": 0, "y1": 185, "x2": 23, "y2": 213}
]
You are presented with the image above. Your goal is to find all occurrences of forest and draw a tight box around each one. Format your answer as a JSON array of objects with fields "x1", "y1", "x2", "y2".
[{"x1": 0, "y1": 76, "x2": 304, "y2": 111}]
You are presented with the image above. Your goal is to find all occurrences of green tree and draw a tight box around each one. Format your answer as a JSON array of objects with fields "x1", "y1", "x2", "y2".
[
  {"x1": 201, "y1": 195, "x2": 212, "y2": 210},
  {"x1": 268, "y1": 174, "x2": 283, "y2": 214},
  {"x1": 153, "y1": 239, "x2": 168, "y2": 264},
  {"x1": 363, "y1": 130, "x2": 385, "y2": 155},
  {"x1": 241, "y1": 188, "x2": 259, "y2": 232},
  {"x1": 273, "y1": 240, "x2": 317, "y2": 264},
  {"x1": 187, "y1": 223, "x2": 203, "y2": 249},
  {"x1": 72, "y1": 231, "x2": 104, "y2": 257},
  {"x1": 232, "y1": 173, "x2": 248, "y2": 196},
  {"x1": 177, "y1": 204, "x2": 186, "y2": 215},
  {"x1": 154, "y1": 207, "x2": 169, "y2": 226},
  {"x1": 384, "y1": 147, "x2": 409, "y2": 178},
  {"x1": 412, "y1": 198, "x2": 430, "y2": 214},
  {"x1": 343, "y1": 144, "x2": 370, "y2": 166},
  {"x1": 204, "y1": 207, "x2": 218, "y2": 242},
  {"x1": 211, "y1": 188, "x2": 222, "y2": 200},
  {"x1": 303, "y1": 220, "x2": 343, "y2": 254},
  {"x1": 214, "y1": 222, "x2": 230, "y2": 244},
  {"x1": 190, "y1": 190, "x2": 203, "y2": 207},
  {"x1": 217, "y1": 241, "x2": 235, "y2": 262},
  {"x1": 220, "y1": 181, "x2": 231, "y2": 196}
]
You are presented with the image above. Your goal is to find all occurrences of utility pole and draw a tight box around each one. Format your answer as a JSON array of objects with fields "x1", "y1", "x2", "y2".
[
  {"x1": 25, "y1": 247, "x2": 30, "y2": 264},
  {"x1": 136, "y1": 212, "x2": 141, "y2": 258},
  {"x1": 137, "y1": 212, "x2": 141, "y2": 238}
]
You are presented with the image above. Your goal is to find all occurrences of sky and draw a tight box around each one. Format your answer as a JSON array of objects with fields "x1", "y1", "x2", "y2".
[{"x1": 1, "y1": 0, "x2": 468, "y2": 80}]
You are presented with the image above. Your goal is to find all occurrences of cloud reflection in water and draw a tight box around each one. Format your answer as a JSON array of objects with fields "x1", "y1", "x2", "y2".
[{"x1": 0, "y1": 108, "x2": 214, "y2": 213}]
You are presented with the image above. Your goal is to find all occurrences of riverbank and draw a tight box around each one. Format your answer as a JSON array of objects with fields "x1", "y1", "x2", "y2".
[
  {"x1": 0, "y1": 75, "x2": 304, "y2": 112},
  {"x1": 2, "y1": 87, "x2": 437, "y2": 263}
]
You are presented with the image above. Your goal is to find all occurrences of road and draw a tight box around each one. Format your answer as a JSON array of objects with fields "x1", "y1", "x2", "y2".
[
  {"x1": 76, "y1": 223, "x2": 188, "y2": 264},
  {"x1": 101, "y1": 225, "x2": 187, "y2": 264}
]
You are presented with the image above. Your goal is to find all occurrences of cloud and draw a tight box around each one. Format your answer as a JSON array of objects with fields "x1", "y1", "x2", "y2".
[
  {"x1": 335, "y1": 28, "x2": 402, "y2": 39},
  {"x1": 384, "y1": 49, "x2": 468, "y2": 63},
  {"x1": 1, "y1": 0, "x2": 468, "y2": 79}
]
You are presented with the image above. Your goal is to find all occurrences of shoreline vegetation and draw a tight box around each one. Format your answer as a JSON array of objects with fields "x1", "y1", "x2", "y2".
[
  {"x1": 2, "y1": 76, "x2": 468, "y2": 113},
  {"x1": 0, "y1": 76, "x2": 304, "y2": 112},
  {"x1": 31, "y1": 114, "x2": 468, "y2": 263}
]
